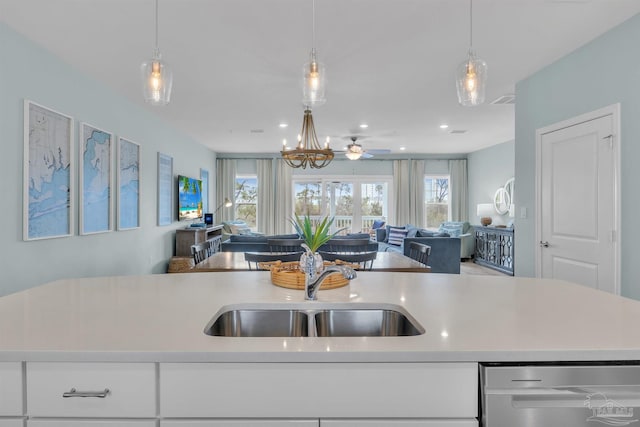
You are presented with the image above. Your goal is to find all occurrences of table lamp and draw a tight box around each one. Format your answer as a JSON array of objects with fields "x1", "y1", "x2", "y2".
[{"x1": 477, "y1": 203, "x2": 494, "y2": 226}]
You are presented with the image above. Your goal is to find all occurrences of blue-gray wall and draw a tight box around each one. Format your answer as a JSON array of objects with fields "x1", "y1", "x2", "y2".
[
  {"x1": 467, "y1": 141, "x2": 515, "y2": 226},
  {"x1": 0, "y1": 22, "x2": 216, "y2": 296},
  {"x1": 515, "y1": 13, "x2": 640, "y2": 299}
]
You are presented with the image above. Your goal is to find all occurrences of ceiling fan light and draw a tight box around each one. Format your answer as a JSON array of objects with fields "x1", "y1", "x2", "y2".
[{"x1": 345, "y1": 143, "x2": 363, "y2": 160}]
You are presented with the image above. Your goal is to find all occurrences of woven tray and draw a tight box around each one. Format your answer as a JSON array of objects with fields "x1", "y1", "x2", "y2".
[{"x1": 260, "y1": 260, "x2": 354, "y2": 290}]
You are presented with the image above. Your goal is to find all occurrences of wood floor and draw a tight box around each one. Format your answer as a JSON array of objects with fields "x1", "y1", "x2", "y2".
[{"x1": 459, "y1": 259, "x2": 508, "y2": 276}]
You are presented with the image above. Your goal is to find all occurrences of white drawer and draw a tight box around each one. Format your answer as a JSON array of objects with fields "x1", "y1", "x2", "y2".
[
  {"x1": 26, "y1": 362, "x2": 156, "y2": 418},
  {"x1": 0, "y1": 420, "x2": 25, "y2": 427},
  {"x1": 28, "y1": 421, "x2": 156, "y2": 427},
  {"x1": 0, "y1": 362, "x2": 23, "y2": 416},
  {"x1": 321, "y1": 420, "x2": 478, "y2": 427},
  {"x1": 160, "y1": 363, "x2": 477, "y2": 418},
  {"x1": 162, "y1": 421, "x2": 318, "y2": 426}
]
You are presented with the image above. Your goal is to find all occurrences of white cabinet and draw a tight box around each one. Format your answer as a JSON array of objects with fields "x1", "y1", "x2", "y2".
[
  {"x1": 28, "y1": 422, "x2": 156, "y2": 427},
  {"x1": 162, "y1": 421, "x2": 318, "y2": 426},
  {"x1": 160, "y1": 363, "x2": 477, "y2": 419},
  {"x1": 26, "y1": 362, "x2": 156, "y2": 418},
  {"x1": 0, "y1": 362, "x2": 23, "y2": 417},
  {"x1": 0, "y1": 420, "x2": 25, "y2": 427},
  {"x1": 320, "y1": 421, "x2": 478, "y2": 427}
]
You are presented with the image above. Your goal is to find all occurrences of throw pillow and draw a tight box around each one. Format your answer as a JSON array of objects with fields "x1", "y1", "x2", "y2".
[
  {"x1": 229, "y1": 224, "x2": 251, "y2": 235},
  {"x1": 439, "y1": 223, "x2": 463, "y2": 238},
  {"x1": 371, "y1": 220, "x2": 385, "y2": 230},
  {"x1": 406, "y1": 226, "x2": 419, "y2": 238},
  {"x1": 387, "y1": 227, "x2": 408, "y2": 246}
]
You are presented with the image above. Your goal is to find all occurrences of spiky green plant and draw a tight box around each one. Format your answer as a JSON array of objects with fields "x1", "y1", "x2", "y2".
[{"x1": 290, "y1": 214, "x2": 342, "y2": 253}]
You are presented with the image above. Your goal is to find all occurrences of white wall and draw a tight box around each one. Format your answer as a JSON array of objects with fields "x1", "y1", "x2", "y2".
[
  {"x1": 0, "y1": 22, "x2": 216, "y2": 296},
  {"x1": 515, "y1": 13, "x2": 640, "y2": 299},
  {"x1": 467, "y1": 141, "x2": 515, "y2": 226}
]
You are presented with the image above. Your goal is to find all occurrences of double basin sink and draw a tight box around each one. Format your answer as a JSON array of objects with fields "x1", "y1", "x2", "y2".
[{"x1": 204, "y1": 303, "x2": 425, "y2": 337}]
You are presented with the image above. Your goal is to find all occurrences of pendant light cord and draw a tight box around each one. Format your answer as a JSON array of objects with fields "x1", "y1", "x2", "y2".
[
  {"x1": 155, "y1": 0, "x2": 159, "y2": 50},
  {"x1": 469, "y1": 0, "x2": 473, "y2": 49},
  {"x1": 312, "y1": 0, "x2": 316, "y2": 52}
]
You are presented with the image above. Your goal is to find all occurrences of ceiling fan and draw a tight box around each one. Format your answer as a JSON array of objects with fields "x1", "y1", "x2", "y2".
[{"x1": 341, "y1": 136, "x2": 391, "y2": 160}]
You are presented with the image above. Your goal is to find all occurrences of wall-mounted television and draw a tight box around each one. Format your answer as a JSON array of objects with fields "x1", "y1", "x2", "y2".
[{"x1": 178, "y1": 175, "x2": 203, "y2": 221}]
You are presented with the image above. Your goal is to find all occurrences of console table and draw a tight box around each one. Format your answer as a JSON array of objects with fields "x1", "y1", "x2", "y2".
[
  {"x1": 473, "y1": 226, "x2": 514, "y2": 275},
  {"x1": 175, "y1": 224, "x2": 223, "y2": 257}
]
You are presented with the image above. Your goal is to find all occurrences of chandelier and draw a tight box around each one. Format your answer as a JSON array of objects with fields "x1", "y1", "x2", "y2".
[{"x1": 281, "y1": 109, "x2": 334, "y2": 169}]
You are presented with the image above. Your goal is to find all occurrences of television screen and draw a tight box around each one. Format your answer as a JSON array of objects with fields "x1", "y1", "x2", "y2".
[{"x1": 178, "y1": 175, "x2": 203, "y2": 221}]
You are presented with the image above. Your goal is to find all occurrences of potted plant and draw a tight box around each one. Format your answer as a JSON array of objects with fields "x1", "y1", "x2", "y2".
[{"x1": 290, "y1": 214, "x2": 342, "y2": 274}]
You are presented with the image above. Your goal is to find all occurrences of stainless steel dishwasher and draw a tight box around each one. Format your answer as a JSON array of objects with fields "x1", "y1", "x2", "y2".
[{"x1": 480, "y1": 363, "x2": 640, "y2": 426}]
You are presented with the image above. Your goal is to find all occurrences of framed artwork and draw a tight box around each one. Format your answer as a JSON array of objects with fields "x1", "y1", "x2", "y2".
[
  {"x1": 23, "y1": 100, "x2": 74, "y2": 241},
  {"x1": 117, "y1": 137, "x2": 140, "y2": 230},
  {"x1": 79, "y1": 123, "x2": 113, "y2": 235},
  {"x1": 200, "y1": 168, "x2": 210, "y2": 214},
  {"x1": 157, "y1": 152, "x2": 173, "y2": 226}
]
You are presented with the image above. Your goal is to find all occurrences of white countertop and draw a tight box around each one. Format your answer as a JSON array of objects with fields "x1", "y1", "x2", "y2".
[{"x1": 1, "y1": 272, "x2": 640, "y2": 363}]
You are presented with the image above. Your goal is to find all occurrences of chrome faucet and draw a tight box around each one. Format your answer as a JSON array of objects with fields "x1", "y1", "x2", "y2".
[{"x1": 301, "y1": 244, "x2": 357, "y2": 301}]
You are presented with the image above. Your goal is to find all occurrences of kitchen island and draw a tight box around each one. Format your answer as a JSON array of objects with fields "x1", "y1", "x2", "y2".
[{"x1": 2, "y1": 272, "x2": 640, "y2": 426}]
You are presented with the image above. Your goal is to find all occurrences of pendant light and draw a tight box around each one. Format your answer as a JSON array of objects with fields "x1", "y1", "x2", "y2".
[
  {"x1": 141, "y1": 0, "x2": 173, "y2": 106},
  {"x1": 302, "y1": 0, "x2": 326, "y2": 107},
  {"x1": 456, "y1": 0, "x2": 487, "y2": 107}
]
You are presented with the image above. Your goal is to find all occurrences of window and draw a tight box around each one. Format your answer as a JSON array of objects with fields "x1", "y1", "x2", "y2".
[
  {"x1": 424, "y1": 175, "x2": 450, "y2": 228},
  {"x1": 293, "y1": 177, "x2": 391, "y2": 234},
  {"x1": 235, "y1": 176, "x2": 257, "y2": 229}
]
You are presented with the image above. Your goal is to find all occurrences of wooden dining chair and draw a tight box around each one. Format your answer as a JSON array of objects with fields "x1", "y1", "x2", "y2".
[
  {"x1": 244, "y1": 252, "x2": 302, "y2": 270},
  {"x1": 408, "y1": 241, "x2": 431, "y2": 267},
  {"x1": 267, "y1": 238, "x2": 305, "y2": 253},
  {"x1": 319, "y1": 250, "x2": 378, "y2": 271},
  {"x1": 322, "y1": 238, "x2": 371, "y2": 254},
  {"x1": 191, "y1": 242, "x2": 210, "y2": 265}
]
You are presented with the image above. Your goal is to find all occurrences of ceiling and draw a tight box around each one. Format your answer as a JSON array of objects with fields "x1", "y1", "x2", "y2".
[{"x1": 2, "y1": 0, "x2": 639, "y2": 156}]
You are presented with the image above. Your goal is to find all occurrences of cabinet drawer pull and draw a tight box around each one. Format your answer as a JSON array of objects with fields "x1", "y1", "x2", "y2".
[{"x1": 62, "y1": 387, "x2": 110, "y2": 398}]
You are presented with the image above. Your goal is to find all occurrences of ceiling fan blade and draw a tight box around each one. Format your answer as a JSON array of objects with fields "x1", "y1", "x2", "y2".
[
  {"x1": 366, "y1": 149, "x2": 391, "y2": 154},
  {"x1": 361, "y1": 152, "x2": 374, "y2": 159}
]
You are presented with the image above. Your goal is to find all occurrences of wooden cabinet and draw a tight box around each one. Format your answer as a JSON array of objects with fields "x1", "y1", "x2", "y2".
[
  {"x1": 473, "y1": 226, "x2": 514, "y2": 275},
  {"x1": 175, "y1": 225, "x2": 223, "y2": 256}
]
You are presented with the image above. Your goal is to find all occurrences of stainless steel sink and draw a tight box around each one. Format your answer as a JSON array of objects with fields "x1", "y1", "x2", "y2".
[
  {"x1": 314, "y1": 308, "x2": 424, "y2": 337},
  {"x1": 204, "y1": 304, "x2": 424, "y2": 337},
  {"x1": 205, "y1": 309, "x2": 309, "y2": 337}
]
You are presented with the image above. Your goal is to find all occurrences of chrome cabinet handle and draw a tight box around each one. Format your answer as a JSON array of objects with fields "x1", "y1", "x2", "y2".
[
  {"x1": 62, "y1": 388, "x2": 110, "y2": 398},
  {"x1": 539, "y1": 241, "x2": 550, "y2": 248}
]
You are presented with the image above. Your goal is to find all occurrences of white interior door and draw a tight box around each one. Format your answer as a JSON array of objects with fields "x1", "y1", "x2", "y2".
[{"x1": 536, "y1": 106, "x2": 619, "y2": 294}]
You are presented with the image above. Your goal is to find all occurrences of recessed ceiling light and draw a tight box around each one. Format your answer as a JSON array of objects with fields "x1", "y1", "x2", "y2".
[
  {"x1": 399, "y1": 146, "x2": 406, "y2": 151},
  {"x1": 359, "y1": 124, "x2": 369, "y2": 129},
  {"x1": 439, "y1": 124, "x2": 449, "y2": 129},
  {"x1": 279, "y1": 123, "x2": 288, "y2": 128}
]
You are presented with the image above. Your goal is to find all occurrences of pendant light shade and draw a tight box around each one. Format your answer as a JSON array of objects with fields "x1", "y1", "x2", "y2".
[
  {"x1": 456, "y1": 49, "x2": 487, "y2": 106},
  {"x1": 456, "y1": 0, "x2": 487, "y2": 107},
  {"x1": 302, "y1": 49, "x2": 326, "y2": 107},
  {"x1": 141, "y1": 0, "x2": 173, "y2": 106},
  {"x1": 302, "y1": 0, "x2": 326, "y2": 107}
]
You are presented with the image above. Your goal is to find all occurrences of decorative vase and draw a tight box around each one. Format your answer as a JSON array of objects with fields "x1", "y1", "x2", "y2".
[{"x1": 299, "y1": 251, "x2": 324, "y2": 275}]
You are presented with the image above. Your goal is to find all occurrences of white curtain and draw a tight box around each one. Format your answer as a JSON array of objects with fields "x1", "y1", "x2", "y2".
[
  {"x1": 215, "y1": 159, "x2": 236, "y2": 223},
  {"x1": 393, "y1": 160, "x2": 410, "y2": 225},
  {"x1": 410, "y1": 160, "x2": 425, "y2": 227},
  {"x1": 449, "y1": 159, "x2": 468, "y2": 222},
  {"x1": 257, "y1": 159, "x2": 275, "y2": 234},
  {"x1": 274, "y1": 159, "x2": 293, "y2": 234}
]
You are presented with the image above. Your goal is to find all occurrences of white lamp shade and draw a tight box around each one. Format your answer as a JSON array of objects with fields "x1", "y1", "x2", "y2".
[{"x1": 477, "y1": 203, "x2": 494, "y2": 217}]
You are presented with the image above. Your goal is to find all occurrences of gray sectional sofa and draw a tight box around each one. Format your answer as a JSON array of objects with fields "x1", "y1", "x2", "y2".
[{"x1": 375, "y1": 222, "x2": 473, "y2": 274}]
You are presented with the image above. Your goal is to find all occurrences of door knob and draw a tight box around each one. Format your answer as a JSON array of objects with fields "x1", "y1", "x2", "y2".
[{"x1": 539, "y1": 241, "x2": 550, "y2": 248}]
